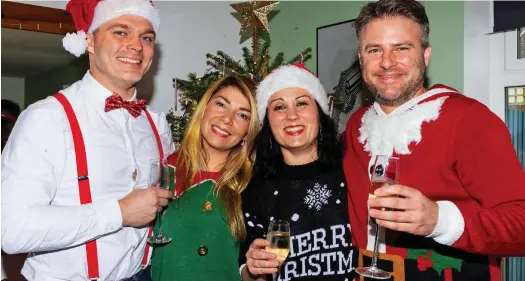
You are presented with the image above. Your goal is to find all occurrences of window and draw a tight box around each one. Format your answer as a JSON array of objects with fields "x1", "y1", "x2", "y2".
[
  {"x1": 518, "y1": 27, "x2": 525, "y2": 59},
  {"x1": 507, "y1": 86, "x2": 525, "y2": 109}
]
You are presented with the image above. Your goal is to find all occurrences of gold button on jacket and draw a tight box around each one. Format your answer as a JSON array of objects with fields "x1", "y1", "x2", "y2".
[
  {"x1": 203, "y1": 201, "x2": 213, "y2": 212},
  {"x1": 197, "y1": 245, "x2": 208, "y2": 256}
]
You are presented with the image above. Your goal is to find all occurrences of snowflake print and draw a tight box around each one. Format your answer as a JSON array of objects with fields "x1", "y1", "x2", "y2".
[{"x1": 304, "y1": 182, "x2": 332, "y2": 211}]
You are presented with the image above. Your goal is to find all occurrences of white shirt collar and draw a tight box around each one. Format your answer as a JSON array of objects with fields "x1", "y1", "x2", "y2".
[{"x1": 79, "y1": 71, "x2": 138, "y2": 105}]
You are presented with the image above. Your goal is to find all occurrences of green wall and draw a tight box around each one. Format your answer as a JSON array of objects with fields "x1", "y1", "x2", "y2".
[
  {"x1": 269, "y1": 0, "x2": 464, "y2": 91},
  {"x1": 24, "y1": 56, "x2": 89, "y2": 106}
]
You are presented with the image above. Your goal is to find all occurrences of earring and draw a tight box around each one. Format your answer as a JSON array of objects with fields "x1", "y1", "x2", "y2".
[
  {"x1": 269, "y1": 137, "x2": 273, "y2": 151},
  {"x1": 319, "y1": 123, "x2": 323, "y2": 143},
  {"x1": 240, "y1": 140, "x2": 245, "y2": 146}
]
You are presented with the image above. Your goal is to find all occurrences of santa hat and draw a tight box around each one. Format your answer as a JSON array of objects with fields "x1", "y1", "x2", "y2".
[
  {"x1": 256, "y1": 63, "x2": 329, "y2": 122},
  {"x1": 62, "y1": 0, "x2": 160, "y2": 57}
]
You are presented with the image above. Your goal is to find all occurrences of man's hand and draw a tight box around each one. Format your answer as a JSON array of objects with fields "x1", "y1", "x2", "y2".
[
  {"x1": 245, "y1": 238, "x2": 279, "y2": 276},
  {"x1": 118, "y1": 187, "x2": 172, "y2": 228},
  {"x1": 367, "y1": 184, "x2": 439, "y2": 236}
]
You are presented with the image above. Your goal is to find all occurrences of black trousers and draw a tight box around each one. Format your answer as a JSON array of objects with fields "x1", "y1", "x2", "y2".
[{"x1": 120, "y1": 267, "x2": 151, "y2": 281}]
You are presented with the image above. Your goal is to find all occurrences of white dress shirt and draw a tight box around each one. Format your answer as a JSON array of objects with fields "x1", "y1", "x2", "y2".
[{"x1": 1, "y1": 71, "x2": 175, "y2": 281}]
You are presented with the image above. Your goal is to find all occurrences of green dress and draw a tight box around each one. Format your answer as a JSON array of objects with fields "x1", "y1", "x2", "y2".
[{"x1": 150, "y1": 166, "x2": 241, "y2": 281}]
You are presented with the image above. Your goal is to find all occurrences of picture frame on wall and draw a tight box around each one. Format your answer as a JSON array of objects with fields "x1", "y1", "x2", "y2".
[{"x1": 316, "y1": 19, "x2": 369, "y2": 134}]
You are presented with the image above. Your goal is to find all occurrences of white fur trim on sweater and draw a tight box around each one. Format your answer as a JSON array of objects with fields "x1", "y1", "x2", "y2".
[
  {"x1": 89, "y1": 0, "x2": 160, "y2": 33},
  {"x1": 359, "y1": 88, "x2": 458, "y2": 156},
  {"x1": 256, "y1": 65, "x2": 328, "y2": 121},
  {"x1": 62, "y1": 31, "x2": 88, "y2": 57}
]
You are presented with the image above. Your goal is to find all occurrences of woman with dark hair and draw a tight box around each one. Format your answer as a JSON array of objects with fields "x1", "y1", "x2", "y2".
[{"x1": 239, "y1": 63, "x2": 357, "y2": 281}]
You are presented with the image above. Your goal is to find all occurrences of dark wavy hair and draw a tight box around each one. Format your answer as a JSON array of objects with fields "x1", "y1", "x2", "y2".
[{"x1": 252, "y1": 102, "x2": 342, "y2": 180}]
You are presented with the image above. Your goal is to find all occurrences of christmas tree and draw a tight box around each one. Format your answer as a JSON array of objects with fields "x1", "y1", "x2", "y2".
[
  {"x1": 166, "y1": 0, "x2": 312, "y2": 145},
  {"x1": 166, "y1": 0, "x2": 362, "y2": 145}
]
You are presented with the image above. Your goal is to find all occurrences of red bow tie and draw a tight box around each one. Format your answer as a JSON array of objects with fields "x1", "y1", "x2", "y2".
[{"x1": 104, "y1": 93, "x2": 146, "y2": 118}]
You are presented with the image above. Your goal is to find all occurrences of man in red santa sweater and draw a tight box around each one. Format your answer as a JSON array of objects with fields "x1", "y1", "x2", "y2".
[{"x1": 343, "y1": 0, "x2": 525, "y2": 280}]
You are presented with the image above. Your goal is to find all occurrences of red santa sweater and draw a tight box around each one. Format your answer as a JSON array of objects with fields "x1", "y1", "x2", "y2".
[{"x1": 343, "y1": 85, "x2": 525, "y2": 281}]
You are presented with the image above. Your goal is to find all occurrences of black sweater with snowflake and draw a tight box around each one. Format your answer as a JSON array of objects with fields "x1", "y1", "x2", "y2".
[{"x1": 239, "y1": 159, "x2": 357, "y2": 281}]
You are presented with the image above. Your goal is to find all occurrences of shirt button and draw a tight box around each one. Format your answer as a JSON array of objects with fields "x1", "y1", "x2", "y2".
[
  {"x1": 132, "y1": 169, "x2": 137, "y2": 181},
  {"x1": 203, "y1": 201, "x2": 213, "y2": 212},
  {"x1": 198, "y1": 245, "x2": 208, "y2": 256}
]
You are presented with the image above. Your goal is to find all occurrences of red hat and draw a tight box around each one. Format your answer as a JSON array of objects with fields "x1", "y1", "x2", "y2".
[{"x1": 62, "y1": 0, "x2": 160, "y2": 57}]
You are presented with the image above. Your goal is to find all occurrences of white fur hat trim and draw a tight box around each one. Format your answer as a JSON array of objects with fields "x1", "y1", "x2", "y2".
[
  {"x1": 256, "y1": 64, "x2": 329, "y2": 121},
  {"x1": 88, "y1": 0, "x2": 160, "y2": 34},
  {"x1": 62, "y1": 0, "x2": 160, "y2": 57}
]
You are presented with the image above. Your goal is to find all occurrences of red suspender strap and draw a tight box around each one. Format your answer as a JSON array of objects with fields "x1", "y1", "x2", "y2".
[
  {"x1": 142, "y1": 109, "x2": 164, "y2": 266},
  {"x1": 54, "y1": 94, "x2": 165, "y2": 276},
  {"x1": 53, "y1": 93, "x2": 100, "y2": 280}
]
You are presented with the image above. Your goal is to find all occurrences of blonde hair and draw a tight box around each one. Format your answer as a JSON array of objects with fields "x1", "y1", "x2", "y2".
[{"x1": 177, "y1": 75, "x2": 259, "y2": 241}]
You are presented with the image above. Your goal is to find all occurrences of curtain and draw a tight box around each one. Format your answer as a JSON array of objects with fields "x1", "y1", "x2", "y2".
[{"x1": 505, "y1": 108, "x2": 525, "y2": 281}]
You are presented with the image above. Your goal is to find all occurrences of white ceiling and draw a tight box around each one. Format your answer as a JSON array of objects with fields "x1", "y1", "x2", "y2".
[{"x1": 1, "y1": 28, "x2": 77, "y2": 78}]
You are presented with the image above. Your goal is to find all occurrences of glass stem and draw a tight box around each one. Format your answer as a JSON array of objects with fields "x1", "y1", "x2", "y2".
[
  {"x1": 272, "y1": 266, "x2": 281, "y2": 281},
  {"x1": 370, "y1": 225, "x2": 381, "y2": 269},
  {"x1": 156, "y1": 211, "x2": 164, "y2": 237}
]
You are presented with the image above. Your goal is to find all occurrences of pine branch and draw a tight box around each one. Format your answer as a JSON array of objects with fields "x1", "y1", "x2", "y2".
[
  {"x1": 286, "y1": 47, "x2": 312, "y2": 64},
  {"x1": 206, "y1": 53, "x2": 228, "y2": 75},
  {"x1": 242, "y1": 47, "x2": 253, "y2": 74},
  {"x1": 269, "y1": 52, "x2": 285, "y2": 71},
  {"x1": 216, "y1": 51, "x2": 245, "y2": 74}
]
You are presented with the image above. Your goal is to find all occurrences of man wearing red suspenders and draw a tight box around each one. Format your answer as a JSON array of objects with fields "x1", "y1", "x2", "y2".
[{"x1": 1, "y1": 1, "x2": 174, "y2": 280}]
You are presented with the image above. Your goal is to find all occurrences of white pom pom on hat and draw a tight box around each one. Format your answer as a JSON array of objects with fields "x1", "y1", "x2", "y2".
[
  {"x1": 256, "y1": 62, "x2": 329, "y2": 122},
  {"x1": 62, "y1": 0, "x2": 160, "y2": 57},
  {"x1": 62, "y1": 30, "x2": 88, "y2": 57}
]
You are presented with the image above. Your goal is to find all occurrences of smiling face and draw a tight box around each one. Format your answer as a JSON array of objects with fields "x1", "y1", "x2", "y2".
[
  {"x1": 200, "y1": 86, "x2": 252, "y2": 154},
  {"x1": 358, "y1": 16, "x2": 431, "y2": 112},
  {"x1": 267, "y1": 88, "x2": 320, "y2": 156},
  {"x1": 87, "y1": 14, "x2": 155, "y2": 94}
]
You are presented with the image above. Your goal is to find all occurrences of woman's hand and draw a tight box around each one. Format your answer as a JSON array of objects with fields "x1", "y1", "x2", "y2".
[{"x1": 245, "y1": 238, "x2": 279, "y2": 276}]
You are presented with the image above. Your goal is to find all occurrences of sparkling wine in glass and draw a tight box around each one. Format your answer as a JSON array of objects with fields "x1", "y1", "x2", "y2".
[
  {"x1": 355, "y1": 155, "x2": 399, "y2": 279},
  {"x1": 147, "y1": 159, "x2": 175, "y2": 245},
  {"x1": 266, "y1": 220, "x2": 290, "y2": 281}
]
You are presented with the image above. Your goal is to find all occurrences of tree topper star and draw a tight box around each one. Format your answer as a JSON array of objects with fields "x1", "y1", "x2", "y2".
[{"x1": 230, "y1": 0, "x2": 279, "y2": 34}]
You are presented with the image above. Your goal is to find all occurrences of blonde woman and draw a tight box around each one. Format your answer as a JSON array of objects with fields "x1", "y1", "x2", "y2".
[{"x1": 150, "y1": 75, "x2": 259, "y2": 281}]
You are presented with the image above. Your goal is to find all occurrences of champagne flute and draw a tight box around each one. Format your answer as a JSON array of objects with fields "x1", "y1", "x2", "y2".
[
  {"x1": 147, "y1": 159, "x2": 175, "y2": 245},
  {"x1": 266, "y1": 220, "x2": 290, "y2": 281},
  {"x1": 355, "y1": 155, "x2": 399, "y2": 279}
]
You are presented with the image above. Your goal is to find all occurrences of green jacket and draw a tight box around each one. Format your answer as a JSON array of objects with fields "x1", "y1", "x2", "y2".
[{"x1": 150, "y1": 171, "x2": 241, "y2": 281}]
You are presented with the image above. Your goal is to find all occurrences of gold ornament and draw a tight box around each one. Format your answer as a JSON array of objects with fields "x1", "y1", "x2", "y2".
[
  {"x1": 203, "y1": 201, "x2": 213, "y2": 212},
  {"x1": 187, "y1": 100, "x2": 198, "y2": 112},
  {"x1": 230, "y1": 0, "x2": 279, "y2": 34}
]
